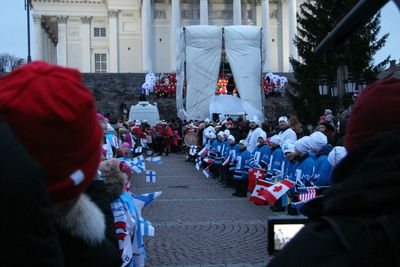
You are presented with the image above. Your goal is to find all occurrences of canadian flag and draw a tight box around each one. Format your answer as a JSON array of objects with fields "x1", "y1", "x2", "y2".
[
  {"x1": 249, "y1": 179, "x2": 274, "y2": 205},
  {"x1": 265, "y1": 179, "x2": 294, "y2": 206},
  {"x1": 248, "y1": 168, "x2": 266, "y2": 192}
]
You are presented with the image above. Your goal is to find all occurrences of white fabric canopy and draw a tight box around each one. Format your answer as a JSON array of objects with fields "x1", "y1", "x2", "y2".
[
  {"x1": 224, "y1": 26, "x2": 264, "y2": 120},
  {"x1": 184, "y1": 25, "x2": 222, "y2": 120}
]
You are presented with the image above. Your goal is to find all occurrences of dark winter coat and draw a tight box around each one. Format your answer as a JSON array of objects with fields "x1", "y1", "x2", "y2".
[
  {"x1": 268, "y1": 131, "x2": 400, "y2": 267},
  {"x1": 0, "y1": 122, "x2": 63, "y2": 266},
  {"x1": 55, "y1": 194, "x2": 122, "y2": 267}
]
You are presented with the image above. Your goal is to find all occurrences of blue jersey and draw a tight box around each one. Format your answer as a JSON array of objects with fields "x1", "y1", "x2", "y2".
[
  {"x1": 292, "y1": 155, "x2": 315, "y2": 185},
  {"x1": 281, "y1": 158, "x2": 297, "y2": 181},
  {"x1": 226, "y1": 144, "x2": 240, "y2": 171},
  {"x1": 312, "y1": 155, "x2": 332, "y2": 186},
  {"x1": 249, "y1": 144, "x2": 271, "y2": 169},
  {"x1": 233, "y1": 149, "x2": 251, "y2": 180},
  {"x1": 268, "y1": 147, "x2": 285, "y2": 173}
]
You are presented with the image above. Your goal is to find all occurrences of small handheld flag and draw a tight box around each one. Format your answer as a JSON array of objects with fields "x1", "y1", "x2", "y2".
[{"x1": 146, "y1": 170, "x2": 157, "y2": 183}]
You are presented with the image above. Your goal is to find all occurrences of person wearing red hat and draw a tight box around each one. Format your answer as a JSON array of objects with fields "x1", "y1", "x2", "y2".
[
  {"x1": 267, "y1": 77, "x2": 400, "y2": 267},
  {"x1": 0, "y1": 62, "x2": 121, "y2": 267}
]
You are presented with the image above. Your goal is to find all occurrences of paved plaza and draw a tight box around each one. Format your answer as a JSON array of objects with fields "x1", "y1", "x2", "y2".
[{"x1": 132, "y1": 153, "x2": 282, "y2": 267}]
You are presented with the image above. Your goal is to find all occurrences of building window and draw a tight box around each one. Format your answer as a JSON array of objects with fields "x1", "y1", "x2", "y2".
[
  {"x1": 94, "y1": 27, "x2": 106, "y2": 37},
  {"x1": 95, "y1": 53, "x2": 107, "y2": 73}
]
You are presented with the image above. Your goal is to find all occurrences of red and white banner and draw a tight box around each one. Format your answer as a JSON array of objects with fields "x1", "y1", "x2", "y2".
[
  {"x1": 249, "y1": 179, "x2": 274, "y2": 205},
  {"x1": 265, "y1": 179, "x2": 294, "y2": 206},
  {"x1": 248, "y1": 168, "x2": 266, "y2": 192}
]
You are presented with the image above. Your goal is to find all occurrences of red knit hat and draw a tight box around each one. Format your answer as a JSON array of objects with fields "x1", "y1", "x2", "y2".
[
  {"x1": 344, "y1": 77, "x2": 400, "y2": 152},
  {"x1": 0, "y1": 61, "x2": 102, "y2": 204}
]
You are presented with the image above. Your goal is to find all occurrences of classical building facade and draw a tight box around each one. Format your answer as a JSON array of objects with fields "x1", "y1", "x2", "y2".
[{"x1": 31, "y1": 0, "x2": 300, "y2": 73}]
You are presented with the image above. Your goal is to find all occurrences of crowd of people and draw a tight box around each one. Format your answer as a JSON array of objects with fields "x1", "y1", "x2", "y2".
[
  {"x1": 180, "y1": 110, "x2": 348, "y2": 213},
  {"x1": 1, "y1": 61, "x2": 399, "y2": 266}
]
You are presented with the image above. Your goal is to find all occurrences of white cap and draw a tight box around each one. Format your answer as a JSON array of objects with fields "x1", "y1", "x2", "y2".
[
  {"x1": 309, "y1": 131, "x2": 328, "y2": 151},
  {"x1": 223, "y1": 129, "x2": 230, "y2": 136},
  {"x1": 294, "y1": 136, "x2": 311, "y2": 154},
  {"x1": 217, "y1": 131, "x2": 225, "y2": 137},
  {"x1": 324, "y1": 109, "x2": 333, "y2": 115},
  {"x1": 204, "y1": 118, "x2": 210, "y2": 123},
  {"x1": 250, "y1": 116, "x2": 260, "y2": 125},
  {"x1": 208, "y1": 132, "x2": 216, "y2": 139},
  {"x1": 135, "y1": 120, "x2": 141, "y2": 126},
  {"x1": 228, "y1": 135, "x2": 235, "y2": 142},
  {"x1": 328, "y1": 146, "x2": 347, "y2": 167},
  {"x1": 278, "y1": 116, "x2": 288, "y2": 123},
  {"x1": 239, "y1": 140, "x2": 248, "y2": 147},
  {"x1": 269, "y1": 135, "x2": 281, "y2": 145},
  {"x1": 258, "y1": 131, "x2": 267, "y2": 141},
  {"x1": 282, "y1": 141, "x2": 295, "y2": 154}
]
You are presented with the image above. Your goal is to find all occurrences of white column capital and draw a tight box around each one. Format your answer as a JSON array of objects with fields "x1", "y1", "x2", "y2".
[
  {"x1": 57, "y1": 16, "x2": 69, "y2": 24},
  {"x1": 32, "y1": 14, "x2": 42, "y2": 24},
  {"x1": 81, "y1": 16, "x2": 92, "y2": 24},
  {"x1": 108, "y1": 9, "x2": 120, "y2": 18}
]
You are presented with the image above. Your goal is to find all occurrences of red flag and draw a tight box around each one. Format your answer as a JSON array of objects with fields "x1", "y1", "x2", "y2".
[
  {"x1": 248, "y1": 168, "x2": 266, "y2": 192},
  {"x1": 265, "y1": 179, "x2": 294, "y2": 206},
  {"x1": 249, "y1": 179, "x2": 273, "y2": 205}
]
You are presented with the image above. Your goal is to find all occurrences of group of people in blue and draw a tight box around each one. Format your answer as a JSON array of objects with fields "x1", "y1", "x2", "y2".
[{"x1": 188, "y1": 114, "x2": 347, "y2": 212}]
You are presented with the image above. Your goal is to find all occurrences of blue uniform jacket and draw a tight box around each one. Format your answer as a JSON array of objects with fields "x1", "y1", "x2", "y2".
[
  {"x1": 249, "y1": 144, "x2": 271, "y2": 169},
  {"x1": 268, "y1": 147, "x2": 285, "y2": 173},
  {"x1": 292, "y1": 155, "x2": 315, "y2": 185},
  {"x1": 233, "y1": 149, "x2": 251, "y2": 180},
  {"x1": 312, "y1": 155, "x2": 332, "y2": 186}
]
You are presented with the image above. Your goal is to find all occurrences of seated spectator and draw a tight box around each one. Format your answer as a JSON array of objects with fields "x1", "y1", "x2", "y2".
[{"x1": 267, "y1": 77, "x2": 400, "y2": 267}]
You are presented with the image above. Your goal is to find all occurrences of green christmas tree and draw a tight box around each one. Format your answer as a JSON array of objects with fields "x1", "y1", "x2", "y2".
[{"x1": 290, "y1": 0, "x2": 389, "y2": 123}]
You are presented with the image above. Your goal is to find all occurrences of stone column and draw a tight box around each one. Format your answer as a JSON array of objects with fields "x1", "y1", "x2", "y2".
[
  {"x1": 233, "y1": 0, "x2": 242, "y2": 25},
  {"x1": 109, "y1": 10, "x2": 119, "y2": 73},
  {"x1": 57, "y1": 16, "x2": 68, "y2": 66},
  {"x1": 200, "y1": 0, "x2": 208, "y2": 25},
  {"x1": 43, "y1": 31, "x2": 48, "y2": 62},
  {"x1": 33, "y1": 15, "x2": 43, "y2": 61},
  {"x1": 288, "y1": 0, "x2": 298, "y2": 64},
  {"x1": 141, "y1": 0, "x2": 153, "y2": 72},
  {"x1": 261, "y1": 0, "x2": 270, "y2": 71},
  {"x1": 170, "y1": 0, "x2": 180, "y2": 71},
  {"x1": 81, "y1": 16, "x2": 92, "y2": 72}
]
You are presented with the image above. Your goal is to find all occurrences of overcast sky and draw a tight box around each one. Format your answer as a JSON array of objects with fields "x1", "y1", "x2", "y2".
[{"x1": 0, "y1": 1, "x2": 399, "y2": 67}]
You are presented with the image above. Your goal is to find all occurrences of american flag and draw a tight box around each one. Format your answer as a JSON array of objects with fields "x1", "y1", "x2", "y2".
[{"x1": 298, "y1": 187, "x2": 317, "y2": 201}]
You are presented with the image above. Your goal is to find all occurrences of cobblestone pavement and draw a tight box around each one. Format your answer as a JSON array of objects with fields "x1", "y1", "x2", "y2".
[{"x1": 132, "y1": 153, "x2": 285, "y2": 267}]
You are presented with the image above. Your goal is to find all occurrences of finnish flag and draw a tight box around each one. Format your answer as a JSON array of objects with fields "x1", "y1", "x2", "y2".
[
  {"x1": 135, "y1": 146, "x2": 143, "y2": 153},
  {"x1": 146, "y1": 170, "x2": 156, "y2": 183}
]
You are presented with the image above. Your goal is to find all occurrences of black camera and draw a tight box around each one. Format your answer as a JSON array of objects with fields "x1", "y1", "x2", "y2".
[{"x1": 267, "y1": 216, "x2": 309, "y2": 255}]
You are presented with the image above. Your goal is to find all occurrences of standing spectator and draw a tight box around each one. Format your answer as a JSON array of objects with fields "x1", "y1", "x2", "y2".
[
  {"x1": 163, "y1": 121, "x2": 174, "y2": 156},
  {"x1": 0, "y1": 62, "x2": 121, "y2": 267},
  {"x1": 277, "y1": 116, "x2": 297, "y2": 147}
]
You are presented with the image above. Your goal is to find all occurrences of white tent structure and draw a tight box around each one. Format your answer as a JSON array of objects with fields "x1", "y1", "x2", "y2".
[{"x1": 176, "y1": 25, "x2": 266, "y2": 121}]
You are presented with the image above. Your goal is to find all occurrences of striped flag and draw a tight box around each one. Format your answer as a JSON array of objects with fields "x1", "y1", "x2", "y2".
[
  {"x1": 298, "y1": 187, "x2": 317, "y2": 201},
  {"x1": 195, "y1": 157, "x2": 201, "y2": 171},
  {"x1": 145, "y1": 170, "x2": 156, "y2": 183},
  {"x1": 139, "y1": 218, "x2": 155, "y2": 237},
  {"x1": 203, "y1": 157, "x2": 214, "y2": 164},
  {"x1": 147, "y1": 156, "x2": 162, "y2": 164},
  {"x1": 118, "y1": 156, "x2": 146, "y2": 174},
  {"x1": 202, "y1": 168, "x2": 211, "y2": 178},
  {"x1": 265, "y1": 179, "x2": 295, "y2": 206},
  {"x1": 189, "y1": 145, "x2": 198, "y2": 156},
  {"x1": 197, "y1": 147, "x2": 209, "y2": 158}
]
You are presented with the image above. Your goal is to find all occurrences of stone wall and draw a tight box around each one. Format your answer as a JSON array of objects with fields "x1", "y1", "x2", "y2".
[{"x1": 0, "y1": 72, "x2": 296, "y2": 122}]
